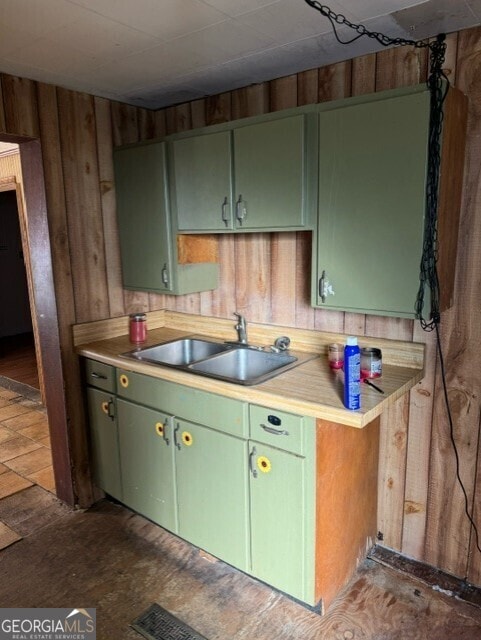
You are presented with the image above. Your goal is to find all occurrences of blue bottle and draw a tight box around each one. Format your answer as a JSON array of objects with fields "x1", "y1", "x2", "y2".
[{"x1": 343, "y1": 336, "x2": 361, "y2": 410}]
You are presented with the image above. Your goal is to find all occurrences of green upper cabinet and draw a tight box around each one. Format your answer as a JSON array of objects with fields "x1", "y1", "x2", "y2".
[
  {"x1": 233, "y1": 115, "x2": 307, "y2": 230},
  {"x1": 114, "y1": 142, "x2": 173, "y2": 293},
  {"x1": 170, "y1": 131, "x2": 232, "y2": 231},
  {"x1": 313, "y1": 87, "x2": 431, "y2": 318},
  {"x1": 169, "y1": 112, "x2": 316, "y2": 233},
  {"x1": 113, "y1": 141, "x2": 218, "y2": 295}
]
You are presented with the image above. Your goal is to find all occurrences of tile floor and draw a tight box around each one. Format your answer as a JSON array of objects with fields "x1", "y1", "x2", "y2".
[{"x1": 0, "y1": 385, "x2": 54, "y2": 551}]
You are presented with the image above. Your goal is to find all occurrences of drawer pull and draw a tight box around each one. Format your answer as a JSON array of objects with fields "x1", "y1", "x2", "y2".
[
  {"x1": 261, "y1": 423, "x2": 289, "y2": 436},
  {"x1": 91, "y1": 372, "x2": 107, "y2": 380},
  {"x1": 101, "y1": 401, "x2": 109, "y2": 414},
  {"x1": 119, "y1": 374, "x2": 129, "y2": 388}
]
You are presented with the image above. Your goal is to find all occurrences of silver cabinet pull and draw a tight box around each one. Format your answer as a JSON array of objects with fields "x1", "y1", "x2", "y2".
[
  {"x1": 91, "y1": 372, "x2": 107, "y2": 380},
  {"x1": 260, "y1": 423, "x2": 289, "y2": 436},
  {"x1": 249, "y1": 446, "x2": 258, "y2": 478},
  {"x1": 221, "y1": 197, "x2": 229, "y2": 227},
  {"x1": 319, "y1": 269, "x2": 335, "y2": 303},
  {"x1": 173, "y1": 422, "x2": 181, "y2": 450},
  {"x1": 319, "y1": 269, "x2": 326, "y2": 303},
  {"x1": 235, "y1": 195, "x2": 247, "y2": 225},
  {"x1": 161, "y1": 263, "x2": 169, "y2": 287},
  {"x1": 163, "y1": 415, "x2": 174, "y2": 446},
  {"x1": 107, "y1": 399, "x2": 115, "y2": 421}
]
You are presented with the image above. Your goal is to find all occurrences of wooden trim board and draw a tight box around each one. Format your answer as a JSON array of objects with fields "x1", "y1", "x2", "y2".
[{"x1": 315, "y1": 417, "x2": 380, "y2": 609}]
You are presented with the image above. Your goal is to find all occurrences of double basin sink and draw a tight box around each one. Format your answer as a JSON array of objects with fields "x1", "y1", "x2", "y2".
[{"x1": 123, "y1": 337, "x2": 315, "y2": 386}]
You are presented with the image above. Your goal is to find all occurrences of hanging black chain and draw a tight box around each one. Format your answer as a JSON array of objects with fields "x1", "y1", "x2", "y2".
[
  {"x1": 416, "y1": 37, "x2": 449, "y2": 330},
  {"x1": 303, "y1": 1, "x2": 448, "y2": 330}
]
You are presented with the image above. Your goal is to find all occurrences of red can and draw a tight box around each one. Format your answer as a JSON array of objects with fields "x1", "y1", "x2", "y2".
[{"x1": 129, "y1": 313, "x2": 147, "y2": 344}]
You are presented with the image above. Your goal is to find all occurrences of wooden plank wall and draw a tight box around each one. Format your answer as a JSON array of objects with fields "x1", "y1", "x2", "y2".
[{"x1": 0, "y1": 26, "x2": 480, "y2": 585}]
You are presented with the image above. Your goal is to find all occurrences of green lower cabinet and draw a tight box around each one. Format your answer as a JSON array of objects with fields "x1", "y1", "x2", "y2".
[
  {"x1": 86, "y1": 363, "x2": 318, "y2": 604},
  {"x1": 117, "y1": 399, "x2": 177, "y2": 533},
  {"x1": 86, "y1": 387, "x2": 122, "y2": 501},
  {"x1": 248, "y1": 442, "x2": 315, "y2": 604},
  {"x1": 174, "y1": 419, "x2": 250, "y2": 572}
]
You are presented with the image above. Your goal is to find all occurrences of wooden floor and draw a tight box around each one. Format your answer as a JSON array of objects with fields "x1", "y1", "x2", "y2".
[
  {"x1": 0, "y1": 386, "x2": 54, "y2": 523},
  {"x1": 0, "y1": 333, "x2": 40, "y2": 389},
  {"x1": 0, "y1": 486, "x2": 480, "y2": 640}
]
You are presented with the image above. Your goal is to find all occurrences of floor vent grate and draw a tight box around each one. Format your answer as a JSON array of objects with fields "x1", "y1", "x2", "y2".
[{"x1": 132, "y1": 603, "x2": 208, "y2": 640}]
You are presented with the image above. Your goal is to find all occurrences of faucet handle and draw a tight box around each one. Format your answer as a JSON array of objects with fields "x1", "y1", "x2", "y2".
[
  {"x1": 232, "y1": 312, "x2": 248, "y2": 344},
  {"x1": 233, "y1": 311, "x2": 245, "y2": 324},
  {"x1": 274, "y1": 336, "x2": 290, "y2": 351}
]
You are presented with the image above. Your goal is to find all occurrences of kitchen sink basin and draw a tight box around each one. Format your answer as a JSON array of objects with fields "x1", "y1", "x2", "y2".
[
  {"x1": 123, "y1": 336, "x2": 315, "y2": 385},
  {"x1": 189, "y1": 348, "x2": 297, "y2": 384},
  {"x1": 126, "y1": 338, "x2": 232, "y2": 366}
]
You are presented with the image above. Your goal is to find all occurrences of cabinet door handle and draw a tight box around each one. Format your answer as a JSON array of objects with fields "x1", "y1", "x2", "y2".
[
  {"x1": 260, "y1": 423, "x2": 289, "y2": 436},
  {"x1": 107, "y1": 399, "x2": 115, "y2": 421},
  {"x1": 161, "y1": 263, "x2": 169, "y2": 287},
  {"x1": 221, "y1": 197, "x2": 230, "y2": 227},
  {"x1": 319, "y1": 269, "x2": 335, "y2": 303},
  {"x1": 91, "y1": 372, "x2": 107, "y2": 380},
  {"x1": 235, "y1": 195, "x2": 247, "y2": 226},
  {"x1": 319, "y1": 270, "x2": 326, "y2": 303},
  {"x1": 249, "y1": 446, "x2": 258, "y2": 479},
  {"x1": 173, "y1": 422, "x2": 181, "y2": 450},
  {"x1": 165, "y1": 416, "x2": 174, "y2": 446}
]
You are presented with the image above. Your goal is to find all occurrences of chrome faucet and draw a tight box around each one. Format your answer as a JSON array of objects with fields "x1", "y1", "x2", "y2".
[{"x1": 233, "y1": 312, "x2": 248, "y2": 345}]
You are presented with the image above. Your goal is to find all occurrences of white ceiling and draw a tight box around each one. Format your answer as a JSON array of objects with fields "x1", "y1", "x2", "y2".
[{"x1": 0, "y1": 0, "x2": 480, "y2": 110}]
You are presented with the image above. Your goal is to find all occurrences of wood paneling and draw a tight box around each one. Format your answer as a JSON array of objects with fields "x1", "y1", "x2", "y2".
[
  {"x1": 426, "y1": 26, "x2": 481, "y2": 581},
  {"x1": 1, "y1": 23, "x2": 480, "y2": 587},
  {"x1": 94, "y1": 97, "x2": 125, "y2": 319},
  {"x1": 57, "y1": 89, "x2": 109, "y2": 323}
]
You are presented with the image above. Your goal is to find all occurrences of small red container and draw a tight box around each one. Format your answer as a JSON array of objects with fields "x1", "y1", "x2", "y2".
[
  {"x1": 328, "y1": 343, "x2": 344, "y2": 370},
  {"x1": 129, "y1": 313, "x2": 147, "y2": 344},
  {"x1": 361, "y1": 347, "x2": 382, "y2": 378}
]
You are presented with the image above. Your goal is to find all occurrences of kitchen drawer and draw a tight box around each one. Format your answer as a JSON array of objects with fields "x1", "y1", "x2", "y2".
[
  {"x1": 249, "y1": 405, "x2": 304, "y2": 455},
  {"x1": 84, "y1": 359, "x2": 116, "y2": 393},
  {"x1": 117, "y1": 369, "x2": 247, "y2": 437}
]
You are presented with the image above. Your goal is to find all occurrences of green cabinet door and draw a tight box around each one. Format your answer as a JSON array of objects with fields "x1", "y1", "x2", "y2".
[
  {"x1": 314, "y1": 90, "x2": 431, "y2": 317},
  {"x1": 174, "y1": 419, "x2": 250, "y2": 572},
  {"x1": 171, "y1": 131, "x2": 233, "y2": 231},
  {"x1": 117, "y1": 399, "x2": 177, "y2": 532},
  {"x1": 170, "y1": 112, "x2": 314, "y2": 233},
  {"x1": 249, "y1": 442, "x2": 312, "y2": 603},
  {"x1": 113, "y1": 142, "x2": 172, "y2": 292},
  {"x1": 86, "y1": 387, "x2": 122, "y2": 501},
  {"x1": 233, "y1": 115, "x2": 307, "y2": 230}
]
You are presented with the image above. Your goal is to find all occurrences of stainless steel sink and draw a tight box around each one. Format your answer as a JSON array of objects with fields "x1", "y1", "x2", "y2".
[
  {"x1": 123, "y1": 337, "x2": 314, "y2": 385},
  {"x1": 189, "y1": 348, "x2": 297, "y2": 385},
  {"x1": 126, "y1": 338, "x2": 232, "y2": 366}
]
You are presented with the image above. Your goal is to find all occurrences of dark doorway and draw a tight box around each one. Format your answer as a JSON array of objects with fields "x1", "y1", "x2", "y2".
[{"x1": 0, "y1": 189, "x2": 39, "y2": 389}]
